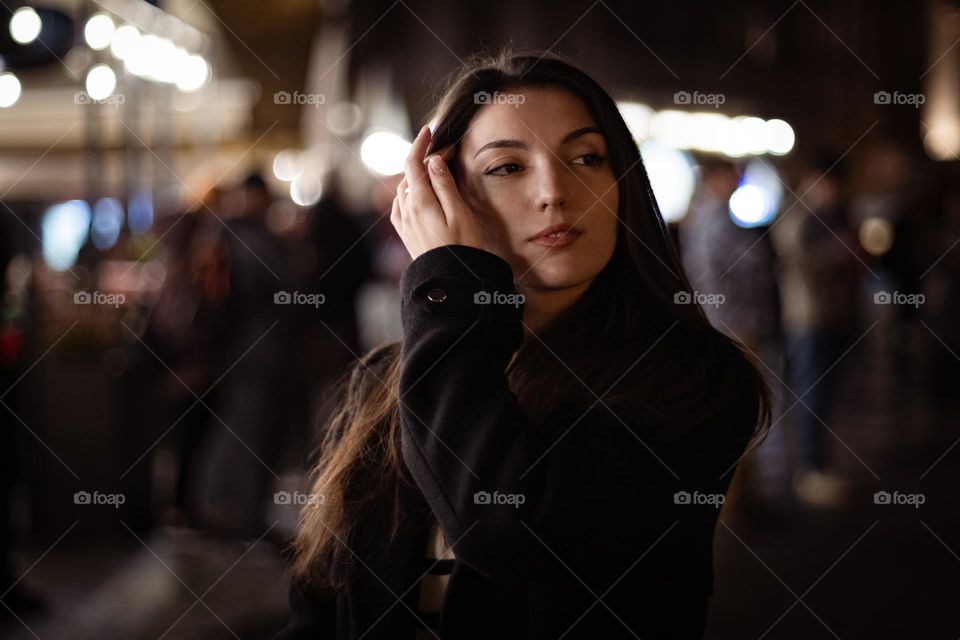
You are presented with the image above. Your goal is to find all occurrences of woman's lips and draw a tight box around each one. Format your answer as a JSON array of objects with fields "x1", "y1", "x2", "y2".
[{"x1": 529, "y1": 229, "x2": 583, "y2": 248}]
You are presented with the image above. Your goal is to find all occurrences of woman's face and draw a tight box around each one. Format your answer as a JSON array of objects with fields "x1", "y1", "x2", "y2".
[{"x1": 454, "y1": 86, "x2": 619, "y2": 292}]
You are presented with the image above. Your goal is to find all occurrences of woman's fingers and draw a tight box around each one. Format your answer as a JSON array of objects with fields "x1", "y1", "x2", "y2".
[
  {"x1": 395, "y1": 127, "x2": 481, "y2": 257},
  {"x1": 403, "y1": 127, "x2": 451, "y2": 241},
  {"x1": 404, "y1": 126, "x2": 432, "y2": 200},
  {"x1": 429, "y1": 144, "x2": 457, "y2": 164},
  {"x1": 390, "y1": 195, "x2": 402, "y2": 233},
  {"x1": 426, "y1": 155, "x2": 465, "y2": 225}
]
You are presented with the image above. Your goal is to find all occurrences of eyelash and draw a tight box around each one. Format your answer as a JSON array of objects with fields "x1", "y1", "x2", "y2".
[{"x1": 484, "y1": 153, "x2": 607, "y2": 176}]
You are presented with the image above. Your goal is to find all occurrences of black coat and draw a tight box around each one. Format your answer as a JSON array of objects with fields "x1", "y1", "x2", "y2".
[{"x1": 274, "y1": 244, "x2": 760, "y2": 640}]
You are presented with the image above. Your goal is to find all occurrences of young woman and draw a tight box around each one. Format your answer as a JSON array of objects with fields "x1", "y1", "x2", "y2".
[{"x1": 275, "y1": 48, "x2": 770, "y2": 640}]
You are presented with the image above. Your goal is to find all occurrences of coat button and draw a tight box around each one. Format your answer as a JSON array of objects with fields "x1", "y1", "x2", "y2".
[{"x1": 425, "y1": 287, "x2": 447, "y2": 302}]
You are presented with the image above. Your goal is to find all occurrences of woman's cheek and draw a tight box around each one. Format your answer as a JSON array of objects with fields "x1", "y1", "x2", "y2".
[{"x1": 464, "y1": 187, "x2": 515, "y2": 248}]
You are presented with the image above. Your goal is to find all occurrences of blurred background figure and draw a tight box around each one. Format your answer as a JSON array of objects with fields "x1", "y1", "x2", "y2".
[
  {"x1": 772, "y1": 155, "x2": 863, "y2": 509},
  {"x1": 679, "y1": 156, "x2": 789, "y2": 516},
  {"x1": 0, "y1": 216, "x2": 47, "y2": 620},
  {"x1": 141, "y1": 184, "x2": 232, "y2": 529},
  {"x1": 186, "y1": 171, "x2": 290, "y2": 540},
  {"x1": 921, "y1": 181, "x2": 960, "y2": 418},
  {"x1": 269, "y1": 177, "x2": 375, "y2": 489}
]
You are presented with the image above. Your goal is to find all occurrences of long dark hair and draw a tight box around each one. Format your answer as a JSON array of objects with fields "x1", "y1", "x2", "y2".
[{"x1": 292, "y1": 47, "x2": 771, "y2": 590}]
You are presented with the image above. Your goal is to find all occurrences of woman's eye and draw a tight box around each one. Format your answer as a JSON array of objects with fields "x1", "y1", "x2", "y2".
[
  {"x1": 573, "y1": 153, "x2": 606, "y2": 167},
  {"x1": 485, "y1": 163, "x2": 523, "y2": 176}
]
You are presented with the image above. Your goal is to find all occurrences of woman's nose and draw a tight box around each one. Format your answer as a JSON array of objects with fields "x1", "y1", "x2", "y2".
[{"x1": 534, "y1": 160, "x2": 568, "y2": 211}]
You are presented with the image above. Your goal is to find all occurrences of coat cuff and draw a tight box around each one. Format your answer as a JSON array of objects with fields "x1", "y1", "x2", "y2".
[{"x1": 399, "y1": 244, "x2": 524, "y2": 351}]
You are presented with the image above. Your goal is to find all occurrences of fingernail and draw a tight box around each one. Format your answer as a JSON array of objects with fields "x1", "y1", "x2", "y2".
[
  {"x1": 429, "y1": 156, "x2": 444, "y2": 174},
  {"x1": 421, "y1": 125, "x2": 431, "y2": 137}
]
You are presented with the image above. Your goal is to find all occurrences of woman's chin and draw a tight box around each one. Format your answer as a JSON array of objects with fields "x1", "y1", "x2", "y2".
[{"x1": 517, "y1": 266, "x2": 590, "y2": 293}]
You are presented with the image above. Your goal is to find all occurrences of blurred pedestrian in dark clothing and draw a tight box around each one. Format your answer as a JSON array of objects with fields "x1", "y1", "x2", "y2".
[
  {"x1": 878, "y1": 174, "x2": 928, "y2": 361},
  {"x1": 922, "y1": 183, "x2": 960, "y2": 415},
  {"x1": 0, "y1": 216, "x2": 46, "y2": 619},
  {"x1": 681, "y1": 158, "x2": 782, "y2": 346},
  {"x1": 190, "y1": 173, "x2": 291, "y2": 539},
  {"x1": 680, "y1": 157, "x2": 788, "y2": 513},
  {"x1": 277, "y1": 185, "x2": 375, "y2": 470},
  {"x1": 142, "y1": 187, "x2": 231, "y2": 525},
  {"x1": 772, "y1": 157, "x2": 862, "y2": 508}
]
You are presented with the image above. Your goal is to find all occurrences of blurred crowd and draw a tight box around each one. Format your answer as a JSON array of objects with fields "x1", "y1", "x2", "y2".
[
  {"x1": 679, "y1": 151, "x2": 960, "y2": 517},
  {"x1": 1, "y1": 148, "x2": 959, "y2": 628},
  {"x1": 0, "y1": 169, "x2": 408, "y2": 622}
]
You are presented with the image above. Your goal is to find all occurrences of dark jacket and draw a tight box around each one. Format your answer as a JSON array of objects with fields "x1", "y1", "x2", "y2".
[{"x1": 275, "y1": 244, "x2": 760, "y2": 640}]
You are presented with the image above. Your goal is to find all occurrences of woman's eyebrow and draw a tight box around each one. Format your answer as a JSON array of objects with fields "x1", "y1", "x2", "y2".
[
  {"x1": 473, "y1": 138, "x2": 525, "y2": 159},
  {"x1": 472, "y1": 126, "x2": 603, "y2": 159}
]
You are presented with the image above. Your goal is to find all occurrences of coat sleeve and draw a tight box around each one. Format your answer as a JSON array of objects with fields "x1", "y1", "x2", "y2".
[{"x1": 398, "y1": 244, "x2": 753, "y2": 591}]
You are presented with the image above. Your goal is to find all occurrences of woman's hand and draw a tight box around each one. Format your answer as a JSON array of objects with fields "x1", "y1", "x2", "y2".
[{"x1": 391, "y1": 125, "x2": 485, "y2": 260}]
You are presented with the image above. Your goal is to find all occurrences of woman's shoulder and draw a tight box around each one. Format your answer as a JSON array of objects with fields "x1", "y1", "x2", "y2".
[
  {"x1": 689, "y1": 334, "x2": 766, "y2": 457},
  {"x1": 347, "y1": 341, "x2": 401, "y2": 387},
  {"x1": 643, "y1": 326, "x2": 765, "y2": 444},
  {"x1": 360, "y1": 340, "x2": 401, "y2": 369}
]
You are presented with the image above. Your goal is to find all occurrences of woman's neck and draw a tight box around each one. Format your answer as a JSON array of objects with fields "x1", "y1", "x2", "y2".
[{"x1": 518, "y1": 278, "x2": 593, "y2": 340}]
